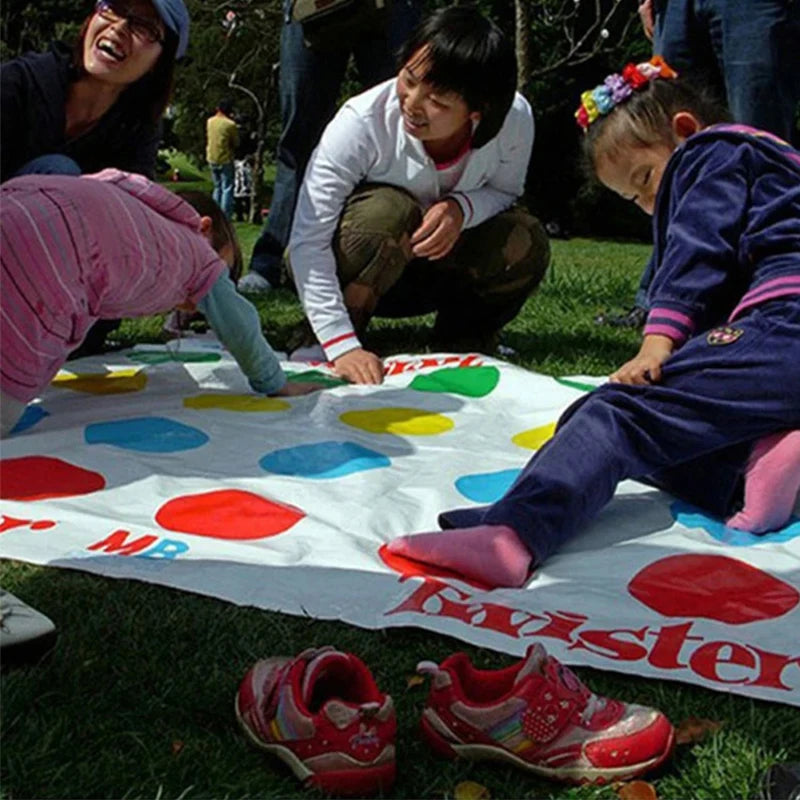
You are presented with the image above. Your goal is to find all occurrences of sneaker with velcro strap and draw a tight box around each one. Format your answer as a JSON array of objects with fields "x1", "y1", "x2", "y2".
[
  {"x1": 235, "y1": 646, "x2": 396, "y2": 796},
  {"x1": 417, "y1": 642, "x2": 674, "y2": 785}
]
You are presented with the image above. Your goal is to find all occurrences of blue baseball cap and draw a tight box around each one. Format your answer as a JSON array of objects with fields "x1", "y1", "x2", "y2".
[{"x1": 151, "y1": 0, "x2": 190, "y2": 59}]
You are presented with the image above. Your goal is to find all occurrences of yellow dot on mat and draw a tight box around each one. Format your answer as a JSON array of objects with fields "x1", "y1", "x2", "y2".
[
  {"x1": 340, "y1": 407, "x2": 454, "y2": 436},
  {"x1": 512, "y1": 421, "x2": 557, "y2": 450},
  {"x1": 52, "y1": 368, "x2": 147, "y2": 394},
  {"x1": 183, "y1": 394, "x2": 290, "y2": 412}
]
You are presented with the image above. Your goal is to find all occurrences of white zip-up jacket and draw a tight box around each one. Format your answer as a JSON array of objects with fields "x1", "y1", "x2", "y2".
[{"x1": 288, "y1": 77, "x2": 535, "y2": 361}]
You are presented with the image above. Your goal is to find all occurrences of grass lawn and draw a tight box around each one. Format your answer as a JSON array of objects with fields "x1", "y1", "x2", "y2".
[{"x1": 2, "y1": 222, "x2": 798, "y2": 799}]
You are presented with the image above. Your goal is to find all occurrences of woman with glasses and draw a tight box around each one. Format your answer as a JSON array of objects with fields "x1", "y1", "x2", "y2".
[{"x1": 1, "y1": 0, "x2": 189, "y2": 182}]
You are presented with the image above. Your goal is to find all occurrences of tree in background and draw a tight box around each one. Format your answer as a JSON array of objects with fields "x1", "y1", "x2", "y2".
[
  {"x1": 512, "y1": 0, "x2": 649, "y2": 237},
  {"x1": 516, "y1": 0, "x2": 637, "y2": 88},
  {"x1": 173, "y1": 0, "x2": 282, "y2": 223},
  {"x1": 0, "y1": 0, "x2": 80, "y2": 59}
]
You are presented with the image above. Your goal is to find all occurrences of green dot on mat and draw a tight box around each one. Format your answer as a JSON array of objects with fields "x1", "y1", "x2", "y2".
[
  {"x1": 128, "y1": 351, "x2": 221, "y2": 365},
  {"x1": 410, "y1": 366, "x2": 500, "y2": 397},
  {"x1": 285, "y1": 369, "x2": 348, "y2": 387},
  {"x1": 555, "y1": 377, "x2": 598, "y2": 393}
]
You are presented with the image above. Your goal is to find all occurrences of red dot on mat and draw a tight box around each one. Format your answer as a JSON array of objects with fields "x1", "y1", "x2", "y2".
[
  {"x1": 0, "y1": 456, "x2": 106, "y2": 501},
  {"x1": 377, "y1": 543, "x2": 489, "y2": 591},
  {"x1": 627, "y1": 554, "x2": 799, "y2": 624},
  {"x1": 155, "y1": 489, "x2": 304, "y2": 539}
]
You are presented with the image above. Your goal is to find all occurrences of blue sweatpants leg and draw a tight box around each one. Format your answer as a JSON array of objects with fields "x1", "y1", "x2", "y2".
[
  {"x1": 441, "y1": 299, "x2": 800, "y2": 563},
  {"x1": 642, "y1": 441, "x2": 751, "y2": 517}
]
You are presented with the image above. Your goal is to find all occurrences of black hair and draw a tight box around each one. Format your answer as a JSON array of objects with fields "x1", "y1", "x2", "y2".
[
  {"x1": 177, "y1": 191, "x2": 243, "y2": 283},
  {"x1": 396, "y1": 5, "x2": 517, "y2": 149},
  {"x1": 217, "y1": 97, "x2": 235, "y2": 116},
  {"x1": 73, "y1": 12, "x2": 178, "y2": 124},
  {"x1": 583, "y1": 76, "x2": 729, "y2": 172}
]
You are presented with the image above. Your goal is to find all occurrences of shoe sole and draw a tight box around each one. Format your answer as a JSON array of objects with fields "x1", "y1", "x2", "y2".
[
  {"x1": 421, "y1": 713, "x2": 675, "y2": 785},
  {"x1": 234, "y1": 694, "x2": 395, "y2": 796},
  {"x1": 0, "y1": 630, "x2": 57, "y2": 671}
]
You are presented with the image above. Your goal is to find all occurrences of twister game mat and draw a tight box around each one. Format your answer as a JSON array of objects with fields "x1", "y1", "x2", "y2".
[{"x1": 2, "y1": 336, "x2": 799, "y2": 706}]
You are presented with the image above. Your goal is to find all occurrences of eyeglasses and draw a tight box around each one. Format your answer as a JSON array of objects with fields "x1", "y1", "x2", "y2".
[{"x1": 94, "y1": 0, "x2": 165, "y2": 45}]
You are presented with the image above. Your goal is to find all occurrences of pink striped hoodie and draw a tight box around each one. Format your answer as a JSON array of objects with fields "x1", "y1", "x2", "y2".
[{"x1": 1, "y1": 169, "x2": 227, "y2": 402}]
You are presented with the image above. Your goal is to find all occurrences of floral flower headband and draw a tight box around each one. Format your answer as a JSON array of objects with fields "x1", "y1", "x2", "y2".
[{"x1": 575, "y1": 56, "x2": 678, "y2": 132}]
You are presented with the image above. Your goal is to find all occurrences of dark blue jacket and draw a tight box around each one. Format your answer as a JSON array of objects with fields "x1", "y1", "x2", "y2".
[
  {"x1": 1, "y1": 42, "x2": 161, "y2": 181},
  {"x1": 645, "y1": 124, "x2": 800, "y2": 345}
]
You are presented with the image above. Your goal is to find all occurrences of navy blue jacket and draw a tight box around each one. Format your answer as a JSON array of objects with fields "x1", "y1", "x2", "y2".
[
  {"x1": 1, "y1": 42, "x2": 161, "y2": 181},
  {"x1": 645, "y1": 124, "x2": 800, "y2": 345}
]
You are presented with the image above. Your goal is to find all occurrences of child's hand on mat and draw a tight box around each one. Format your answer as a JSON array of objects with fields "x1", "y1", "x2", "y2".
[
  {"x1": 610, "y1": 334, "x2": 674, "y2": 385},
  {"x1": 411, "y1": 198, "x2": 464, "y2": 260},
  {"x1": 333, "y1": 348, "x2": 384, "y2": 384},
  {"x1": 274, "y1": 381, "x2": 328, "y2": 396}
]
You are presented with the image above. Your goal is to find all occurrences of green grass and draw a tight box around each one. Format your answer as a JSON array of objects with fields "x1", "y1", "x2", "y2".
[{"x1": 2, "y1": 234, "x2": 798, "y2": 799}]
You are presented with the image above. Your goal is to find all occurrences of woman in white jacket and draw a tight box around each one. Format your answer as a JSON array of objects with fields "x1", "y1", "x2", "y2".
[{"x1": 285, "y1": 6, "x2": 550, "y2": 384}]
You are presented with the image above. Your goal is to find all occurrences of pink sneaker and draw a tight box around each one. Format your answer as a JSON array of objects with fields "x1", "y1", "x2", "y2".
[
  {"x1": 417, "y1": 643, "x2": 674, "y2": 785},
  {"x1": 235, "y1": 646, "x2": 396, "y2": 796}
]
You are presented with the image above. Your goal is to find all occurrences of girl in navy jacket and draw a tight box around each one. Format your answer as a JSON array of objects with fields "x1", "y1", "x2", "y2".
[{"x1": 388, "y1": 59, "x2": 800, "y2": 588}]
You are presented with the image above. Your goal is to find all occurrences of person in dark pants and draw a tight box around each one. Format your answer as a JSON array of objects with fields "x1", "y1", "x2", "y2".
[
  {"x1": 238, "y1": 0, "x2": 421, "y2": 294},
  {"x1": 388, "y1": 62, "x2": 800, "y2": 588}
]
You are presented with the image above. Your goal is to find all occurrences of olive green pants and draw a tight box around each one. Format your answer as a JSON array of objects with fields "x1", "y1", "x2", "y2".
[{"x1": 294, "y1": 183, "x2": 550, "y2": 352}]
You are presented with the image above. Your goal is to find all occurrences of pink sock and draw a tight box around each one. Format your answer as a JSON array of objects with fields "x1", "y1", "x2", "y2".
[
  {"x1": 386, "y1": 524, "x2": 534, "y2": 588},
  {"x1": 726, "y1": 430, "x2": 800, "y2": 533}
]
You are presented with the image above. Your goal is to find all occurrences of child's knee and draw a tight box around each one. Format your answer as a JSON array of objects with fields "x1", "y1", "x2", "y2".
[
  {"x1": 463, "y1": 210, "x2": 550, "y2": 295},
  {"x1": 334, "y1": 185, "x2": 422, "y2": 292},
  {"x1": 340, "y1": 184, "x2": 423, "y2": 240}
]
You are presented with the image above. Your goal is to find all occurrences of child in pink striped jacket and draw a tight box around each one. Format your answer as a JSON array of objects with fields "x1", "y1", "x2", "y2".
[{"x1": 1, "y1": 169, "x2": 321, "y2": 436}]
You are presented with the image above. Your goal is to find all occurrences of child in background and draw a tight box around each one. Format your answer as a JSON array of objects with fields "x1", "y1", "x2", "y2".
[
  {"x1": 1, "y1": 169, "x2": 323, "y2": 438},
  {"x1": 388, "y1": 58, "x2": 800, "y2": 588},
  {"x1": 233, "y1": 155, "x2": 254, "y2": 223}
]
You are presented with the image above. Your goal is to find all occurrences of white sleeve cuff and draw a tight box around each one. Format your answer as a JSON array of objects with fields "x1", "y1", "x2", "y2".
[{"x1": 320, "y1": 330, "x2": 363, "y2": 361}]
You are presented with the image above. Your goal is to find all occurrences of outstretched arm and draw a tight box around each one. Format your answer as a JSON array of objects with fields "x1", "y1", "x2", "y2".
[{"x1": 197, "y1": 273, "x2": 287, "y2": 395}]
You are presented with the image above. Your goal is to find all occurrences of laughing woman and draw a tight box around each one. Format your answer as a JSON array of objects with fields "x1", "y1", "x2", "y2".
[{"x1": 1, "y1": 0, "x2": 189, "y2": 181}]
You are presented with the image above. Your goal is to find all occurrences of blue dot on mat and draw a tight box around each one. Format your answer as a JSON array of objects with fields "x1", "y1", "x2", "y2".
[
  {"x1": 455, "y1": 468, "x2": 521, "y2": 503},
  {"x1": 11, "y1": 405, "x2": 49, "y2": 434},
  {"x1": 85, "y1": 417, "x2": 209, "y2": 452},
  {"x1": 671, "y1": 501, "x2": 800, "y2": 546},
  {"x1": 260, "y1": 441, "x2": 390, "y2": 479}
]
